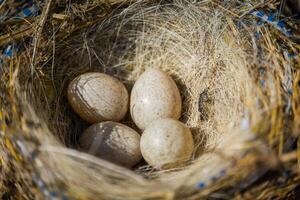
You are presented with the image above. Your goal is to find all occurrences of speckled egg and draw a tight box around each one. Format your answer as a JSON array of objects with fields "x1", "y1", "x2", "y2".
[
  {"x1": 140, "y1": 118, "x2": 194, "y2": 169},
  {"x1": 130, "y1": 68, "x2": 182, "y2": 130},
  {"x1": 79, "y1": 121, "x2": 142, "y2": 168},
  {"x1": 68, "y1": 72, "x2": 129, "y2": 123}
]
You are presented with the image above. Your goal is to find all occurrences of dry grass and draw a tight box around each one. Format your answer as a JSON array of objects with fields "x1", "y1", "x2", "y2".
[{"x1": 1, "y1": 0, "x2": 300, "y2": 199}]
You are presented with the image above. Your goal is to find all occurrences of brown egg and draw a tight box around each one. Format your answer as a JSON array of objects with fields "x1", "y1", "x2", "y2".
[
  {"x1": 130, "y1": 68, "x2": 182, "y2": 130},
  {"x1": 140, "y1": 118, "x2": 194, "y2": 169},
  {"x1": 68, "y1": 72, "x2": 129, "y2": 123},
  {"x1": 79, "y1": 121, "x2": 142, "y2": 168}
]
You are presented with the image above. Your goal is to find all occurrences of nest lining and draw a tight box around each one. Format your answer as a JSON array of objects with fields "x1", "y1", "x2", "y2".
[
  {"x1": 2, "y1": 0, "x2": 289, "y2": 199},
  {"x1": 35, "y1": 0, "x2": 257, "y2": 186}
]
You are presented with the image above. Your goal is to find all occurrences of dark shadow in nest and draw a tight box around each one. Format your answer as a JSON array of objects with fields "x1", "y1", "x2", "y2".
[
  {"x1": 171, "y1": 77, "x2": 213, "y2": 157},
  {"x1": 282, "y1": 0, "x2": 300, "y2": 19}
]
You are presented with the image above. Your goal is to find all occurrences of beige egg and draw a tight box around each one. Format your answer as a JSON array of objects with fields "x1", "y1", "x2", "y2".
[
  {"x1": 130, "y1": 68, "x2": 182, "y2": 130},
  {"x1": 140, "y1": 118, "x2": 194, "y2": 169},
  {"x1": 79, "y1": 121, "x2": 142, "y2": 168},
  {"x1": 68, "y1": 72, "x2": 129, "y2": 123}
]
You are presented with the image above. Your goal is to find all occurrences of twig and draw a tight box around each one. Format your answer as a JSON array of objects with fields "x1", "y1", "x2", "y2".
[
  {"x1": 278, "y1": 0, "x2": 286, "y2": 20},
  {"x1": 238, "y1": 0, "x2": 274, "y2": 19},
  {"x1": 31, "y1": 0, "x2": 52, "y2": 75},
  {"x1": 210, "y1": 0, "x2": 239, "y2": 18},
  {"x1": 0, "y1": 0, "x2": 7, "y2": 12},
  {"x1": 0, "y1": 26, "x2": 34, "y2": 46},
  {"x1": 280, "y1": 151, "x2": 297, "y2": 162}
]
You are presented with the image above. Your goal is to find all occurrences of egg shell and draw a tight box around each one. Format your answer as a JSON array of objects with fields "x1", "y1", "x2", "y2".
[
  {"x1": 68, "y1": 72, "x2": 129, "y2": 123},
  {"x1": 140, "y1": 118, "x2": 194, "y2": 169},
  {"x1": 79, "y1": 121, "x2": 142, "y2": 168},
  {"x1": 130, "y1": 68, "x2": 182, "y2": 130}
]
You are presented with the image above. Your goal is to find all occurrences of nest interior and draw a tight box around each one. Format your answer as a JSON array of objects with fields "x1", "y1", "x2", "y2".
[{"x1": 1, "y1": 0, "x2": 300, "y2": 199}]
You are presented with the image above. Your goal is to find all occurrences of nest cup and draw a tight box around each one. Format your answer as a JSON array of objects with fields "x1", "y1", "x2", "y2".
[{"x1": 1, "y1": 1, "x2": 288, "y2": 199}]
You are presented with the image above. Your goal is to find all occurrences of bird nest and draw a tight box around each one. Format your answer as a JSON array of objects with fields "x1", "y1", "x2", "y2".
[{"x1": 0, "y1": 0, "x2": 300, "y2": 199}]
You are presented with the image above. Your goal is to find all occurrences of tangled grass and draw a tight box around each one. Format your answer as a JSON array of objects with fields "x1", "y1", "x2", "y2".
[{"x1": 0, "y1": 0, "x2": 300, "y2": 199}]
